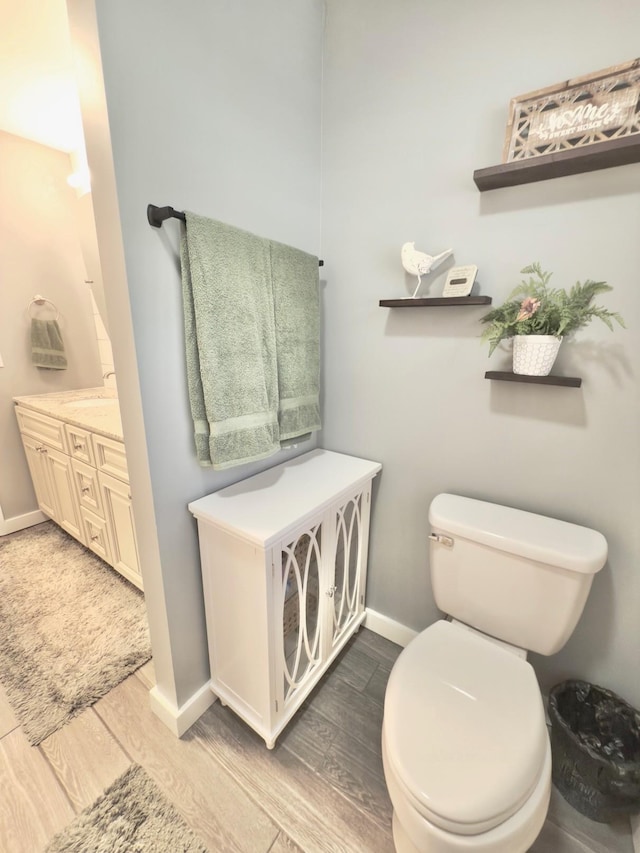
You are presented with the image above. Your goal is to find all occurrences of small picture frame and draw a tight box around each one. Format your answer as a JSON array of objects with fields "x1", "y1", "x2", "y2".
[
  {"x1": 503, "y1": 58, "x2": 640, "y2": 163},
  {"x1": 442, "y1": 265, "x2": 477, "y2": 298}
]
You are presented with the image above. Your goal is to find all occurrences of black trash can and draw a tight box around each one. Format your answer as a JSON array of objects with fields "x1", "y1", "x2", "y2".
[{"x1": 549, "y1": 680, "x2": 640, "y2": 822}]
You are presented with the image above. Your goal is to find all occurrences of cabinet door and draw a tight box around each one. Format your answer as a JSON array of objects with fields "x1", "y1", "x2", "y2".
[
  {"x1": 81, "y1": 507, "x2": 112, "y2": 564},
  {"x1": 98, "y1": 470, "x2": 142, "y2": 589},
  {"x1": 277, "y1": 521, "x2": 324, "y2": 711},
  {"x1": 44, "y1": 447, "x2": 85, "y2": 543},
  {"x1": 72, "y1": 458, "x2": 104, "y2": 517},
  {"x1": 329, "y1": 486, "x2": 370, "y2": 652},
  {"x1": 20, "y1": 435, "x2": 59, "y2": 520}
]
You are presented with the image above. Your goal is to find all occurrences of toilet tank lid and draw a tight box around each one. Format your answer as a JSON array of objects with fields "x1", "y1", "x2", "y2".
[{"x1": 429, "y1": 494, "x2": 607, "y2": 575}]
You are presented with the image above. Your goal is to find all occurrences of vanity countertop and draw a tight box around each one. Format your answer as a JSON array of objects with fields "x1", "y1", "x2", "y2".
[{"x1": 13, "y1": 387, "x2": 124, "y2": 441}]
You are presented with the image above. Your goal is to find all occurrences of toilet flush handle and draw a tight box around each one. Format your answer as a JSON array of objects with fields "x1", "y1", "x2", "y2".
[{"x1": 428, "y1": 533, "x2": 454, "y2": 548}]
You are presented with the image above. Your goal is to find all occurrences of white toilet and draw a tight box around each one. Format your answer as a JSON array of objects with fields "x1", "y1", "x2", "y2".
[{"x1": 382, "y1": 493, "x2": 608, "y2": 853}]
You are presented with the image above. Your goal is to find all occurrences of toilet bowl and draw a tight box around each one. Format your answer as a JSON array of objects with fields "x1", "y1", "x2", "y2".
[
  {"x1": 382, "y1": 494, "x2": 607, "y2": 853},
  {"x1": 382, "y1": 620, "x2": 551, "y2": 852}
]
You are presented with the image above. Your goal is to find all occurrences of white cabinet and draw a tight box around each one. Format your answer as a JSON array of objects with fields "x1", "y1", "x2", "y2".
[
  {"x1": 189, "y1": 449, "x2": 381, "y2": 748},
  {"x1": 15, "y1": 403, "x2": 142, "y2": 590}
]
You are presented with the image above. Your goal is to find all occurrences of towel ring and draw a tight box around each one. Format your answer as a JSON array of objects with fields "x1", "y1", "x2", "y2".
[{"x1": 29, "y1": 295, "x2": 60, "y2": 322}]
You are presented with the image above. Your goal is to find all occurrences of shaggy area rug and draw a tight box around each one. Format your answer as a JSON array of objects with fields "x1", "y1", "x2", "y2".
[
  {"x1": 45, "y1": 764, "x2": 207, "y2": 853},
  {"x1": 0, "y1": 521, "x2": 151, "y2": 744}
]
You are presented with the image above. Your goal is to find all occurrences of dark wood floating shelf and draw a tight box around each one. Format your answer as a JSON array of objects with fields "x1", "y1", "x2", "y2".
[
  {"x1": 379, "y1": 296, "x2": 492, "y2": 308},
  {"x1": 485, "y1": 371, "x2": 582, "y2": 388},
  {"x1": 473, "y1": 135, "x2": 640, "y2": 191}
]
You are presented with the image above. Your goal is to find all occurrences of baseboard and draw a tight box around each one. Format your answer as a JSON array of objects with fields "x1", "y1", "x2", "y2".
[
  {"x1": 149, "y1": 681, "x2": 216, "y2": 738},
  {"x1": 150, "y1": 613, "x2": 414, "y2": 736},
  {"x1": 364, "y1": 608, "x2": 418, "y2": 648},
  {"x1": 0, "y1": 509, "x2": 47, "y2": 537},
  {"x1": 631, "y1": 813, "x2": 640, "y2": 853}
]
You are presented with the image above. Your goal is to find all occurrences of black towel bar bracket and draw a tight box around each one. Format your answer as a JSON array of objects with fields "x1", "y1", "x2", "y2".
[
  {"x1": 147, "y1": 204, "x2": 324, "y2": 266},
  {"x1": 147, "y1": 204, "x2": 185, "y2": 227}
]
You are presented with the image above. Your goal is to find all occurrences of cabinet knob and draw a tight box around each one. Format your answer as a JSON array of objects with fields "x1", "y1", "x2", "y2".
[
  {"x1": 81, "y1": 486, "x2": 91, "y2": 494},
  {"x1": 74, "y1": 442, "x2": 84, "y2": 450},
  {"x1": 91, "y1": 534, "x2": 99, "y2": 542},
  {"x1": 326, "y1": 585, "x2": 337, "y2": 598}
]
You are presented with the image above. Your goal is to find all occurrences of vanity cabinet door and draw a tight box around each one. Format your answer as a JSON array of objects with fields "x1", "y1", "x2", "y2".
[
  {"x1": 20, "y1": 434, "x2": 84, "y2": 543},
  {"x1": 72, "y1": 458, "x2": 104, "y2": 517},
  {"x1": 20, "y1": 434, "x2": 59, "y2": 521},
  {"x1": 276, "y1": 520, "x2": 325, "y2": 714},
  {"x1": 43, "y1": 446, "x2": 85, "y2": 544},
  {"x1": 328, "y1": 485, "x2": 371, "y2": 655},
  {"x1": 98, "y1": 470, "x2": 142, "y2": 590},
  {"x1": 81, "y1": 508, "x2": 112, "y2": 564}
]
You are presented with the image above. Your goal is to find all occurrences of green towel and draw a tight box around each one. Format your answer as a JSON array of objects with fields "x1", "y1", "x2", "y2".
[
  {"x1": 31, "y1": 319, "x2": 67, "y2": 370},
  {"x1": 270, "y1": 240, "x2": 321, "y2": 442},
  {"x1": 182, "y1": 213, "x2": 280, "y2": 469},
  {"x1": 181, "y1": 213, "x2": 321, "y2": 470}
]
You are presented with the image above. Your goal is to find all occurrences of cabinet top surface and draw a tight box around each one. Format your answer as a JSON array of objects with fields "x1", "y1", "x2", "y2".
[
  {"x1": 188, "y1": 449, "x2": 382, "y2": 546},
  {"x1": 14, "y1": 387, "x2": 123, "y2": 441}
]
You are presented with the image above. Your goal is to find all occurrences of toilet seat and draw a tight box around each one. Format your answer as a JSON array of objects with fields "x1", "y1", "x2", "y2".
[{"x1": 383, "y1": 620, "x2": 548, "y2": 836}]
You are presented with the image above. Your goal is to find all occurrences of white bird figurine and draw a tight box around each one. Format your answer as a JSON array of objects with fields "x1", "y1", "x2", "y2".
[{"x1": 401, "y1": 242, "x2": 453, "y2": 297}]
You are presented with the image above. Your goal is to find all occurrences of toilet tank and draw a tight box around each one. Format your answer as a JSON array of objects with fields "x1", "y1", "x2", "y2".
[{"x1": 428, "y1": 494, "x2": 608, "y2": 655}]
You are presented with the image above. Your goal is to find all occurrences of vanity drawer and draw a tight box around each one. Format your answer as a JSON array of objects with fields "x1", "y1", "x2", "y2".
[
  {"x1": 15, "y1": 407, "x2": 68, "y2": 453},
  {"x1": 72, "y1": 458, "x2": 104, "y2": 517},
  {"x1": 93, "y1": 434, "x2": 129, "y2": 483},
  {"x1": 81, "y1": 507, "x2": 112, "y2": 565},
  {"x1": 66, "y1": 424, "x2": 96, "y2": 467}
]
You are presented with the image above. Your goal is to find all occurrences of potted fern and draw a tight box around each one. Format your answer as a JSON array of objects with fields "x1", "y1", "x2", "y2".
[{"x1": 481, "y1": 263, "x2": 625, "y2": 376}]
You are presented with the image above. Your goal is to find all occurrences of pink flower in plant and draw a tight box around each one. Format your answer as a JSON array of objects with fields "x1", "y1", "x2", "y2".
[{"x1": 516, "y1": 297, "x2": 541, "y2": 321}]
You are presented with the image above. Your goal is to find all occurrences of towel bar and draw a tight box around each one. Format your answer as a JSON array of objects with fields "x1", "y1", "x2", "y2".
[{"x1": 147, "y1": 204, "x2": 324, "y2": 266}]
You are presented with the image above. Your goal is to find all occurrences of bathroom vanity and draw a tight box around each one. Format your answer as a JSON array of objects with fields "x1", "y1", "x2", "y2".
[
  {"x1": 14, "y1": 388, "x2": 142, "y2": 590},
  {"x1": 189, "y1": 449, "x2": 381, "y2": 748}
]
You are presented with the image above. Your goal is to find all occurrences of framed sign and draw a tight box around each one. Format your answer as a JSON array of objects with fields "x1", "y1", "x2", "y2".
[{"x1": 503, "y1": 58, "x2": 640, "y2": 162}]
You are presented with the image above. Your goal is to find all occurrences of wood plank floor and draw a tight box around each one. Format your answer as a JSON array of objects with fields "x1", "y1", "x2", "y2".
[{"x1": 0, "y1": 628, "x2": 634, "y2": 852}]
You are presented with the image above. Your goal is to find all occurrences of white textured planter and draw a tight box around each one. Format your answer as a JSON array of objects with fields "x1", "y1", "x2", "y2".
[{"x1": 512, "y1": 335, "x2": 563, "y2": 376}]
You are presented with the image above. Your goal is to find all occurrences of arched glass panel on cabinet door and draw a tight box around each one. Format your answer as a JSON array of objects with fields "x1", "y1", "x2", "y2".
[
  {"x1": 281, "y1": 524, "x2": 322, "y2": 706},
  {"x1": 332, "y1": 493, "x2": 362, "y2": 644}
]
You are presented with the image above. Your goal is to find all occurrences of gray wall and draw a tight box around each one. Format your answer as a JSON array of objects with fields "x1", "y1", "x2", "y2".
[
  {"x1": 91, "y1": 0, "x2": 324, "y2": 706},
  {"x1": 320, "y1": 0, "x2": 640, "y2": 706},
  {"x1": 0, "y1": 131, "x2": 102, "y2": 520}
]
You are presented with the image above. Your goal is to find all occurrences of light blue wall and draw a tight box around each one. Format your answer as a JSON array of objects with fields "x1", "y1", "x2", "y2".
[
  {"x1": 93, "y1": 0, "x2": 324, "y2": 705},
  {"x1": 93, "y1": 0, "x2": 640, "y2": 713},
  {"x1": 320, "y1": 0, "x2": 640, "y2": 705}
]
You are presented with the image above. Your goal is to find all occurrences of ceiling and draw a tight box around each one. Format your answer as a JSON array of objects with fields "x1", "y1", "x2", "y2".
[{"x1": 0, "y1": 0, "x2": 83, "y2": 152}]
